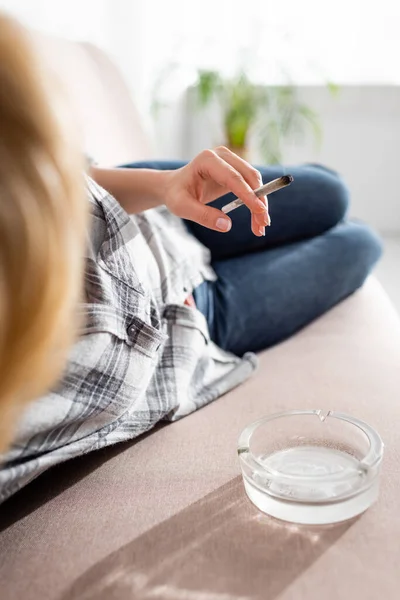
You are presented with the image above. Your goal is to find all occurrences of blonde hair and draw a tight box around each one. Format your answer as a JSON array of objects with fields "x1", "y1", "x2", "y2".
[{"x1": 0, "y1": 14, "x2": 87, "y2": 453}]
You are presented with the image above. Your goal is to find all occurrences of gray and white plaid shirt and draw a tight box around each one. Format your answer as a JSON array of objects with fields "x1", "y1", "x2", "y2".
[{"x1": 0, "y1": 178, "x2": 256, "y2": 503}]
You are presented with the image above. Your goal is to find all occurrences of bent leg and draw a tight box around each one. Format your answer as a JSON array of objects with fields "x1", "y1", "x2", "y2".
[{"x1": 206, "y1": 221, "x2": 382, "y2": 355}]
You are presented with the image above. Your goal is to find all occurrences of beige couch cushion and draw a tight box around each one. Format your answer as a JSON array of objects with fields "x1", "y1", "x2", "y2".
[
  {"x1": 1, "y1": 278, "x2": 400, "y2": 600},
  {"x1": 33, "y1": 33, "x2": 152, "y2": 165}
]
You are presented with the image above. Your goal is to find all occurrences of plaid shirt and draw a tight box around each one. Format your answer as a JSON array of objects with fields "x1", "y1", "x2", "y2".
[{"x1": 0, "y1": 179, "x2": 256, "y2": 503}]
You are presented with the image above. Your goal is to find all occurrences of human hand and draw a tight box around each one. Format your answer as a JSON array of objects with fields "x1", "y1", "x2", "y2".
[{"x1": 163, "y1": 146, "x2": 270, "y2": 236}]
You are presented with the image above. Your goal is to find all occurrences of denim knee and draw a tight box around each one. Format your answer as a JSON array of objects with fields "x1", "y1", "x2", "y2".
[
  {"x1": 307, "y1": 165, "x2": 350, "y2": 226},
  {"x1": 330, "y1": 221, "x2": 383, "y2": 287},
  {"x1": 348, "y1": 221, "x2": 382, "y2": 265}
]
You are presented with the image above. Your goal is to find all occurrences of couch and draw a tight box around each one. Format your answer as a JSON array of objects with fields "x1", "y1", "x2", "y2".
[{"x1": 1, "y1": 34, "x2": 400, "y2": 600}]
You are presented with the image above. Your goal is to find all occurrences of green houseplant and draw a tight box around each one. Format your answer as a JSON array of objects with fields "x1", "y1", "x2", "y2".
[{"x1": 192, "y1": 69, "x2": 323, "y2": 164}]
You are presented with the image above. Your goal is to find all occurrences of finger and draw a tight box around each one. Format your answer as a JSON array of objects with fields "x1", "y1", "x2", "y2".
[
  {"x1": 215, "y1": 145, "x2": 262, "y2": 187},
  {"x1": 215, "y1": 146, "x2": 271, "y2": 225},
  {"x1": 198, "y1": 149, "x2": 268, "y2": 215},
  {"x1": 254, "y1": 195, "x2": 270, "y2": 226},
  {"x1": 178, "y1": 195, "x2": 232, "y2": 232},
  {"x1": 251, "y1": 213, "x2": 265, "y2": 236},
  {"x1": 254, "y1": 206, "x2": 270, "y2": 226}
]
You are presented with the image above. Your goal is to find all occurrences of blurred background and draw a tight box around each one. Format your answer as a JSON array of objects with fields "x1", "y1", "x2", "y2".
[{"x1": 1, "y1": 0, "x2": 399, "y2": 308}]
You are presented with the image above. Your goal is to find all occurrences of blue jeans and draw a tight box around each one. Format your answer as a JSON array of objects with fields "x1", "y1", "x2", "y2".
[{"x1": 123, "y1": 161, "x2": 382, "y2": 356}]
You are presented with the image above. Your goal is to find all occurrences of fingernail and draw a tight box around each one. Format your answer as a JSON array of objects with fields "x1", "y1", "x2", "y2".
[
  {"x1": 259, "y1": 226, "x2": 266, "y2": 236},
  {"x1": 256, "y1": 198, "x2": 267, "y2": 212},
  {"x1": 216, "y1": 217, "x2": 232, "y2": 232}
]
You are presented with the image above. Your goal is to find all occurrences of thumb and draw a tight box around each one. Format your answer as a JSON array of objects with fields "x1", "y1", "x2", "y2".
[{"x1": 178, "y1": 198, "x2": 232, "y2": 232}]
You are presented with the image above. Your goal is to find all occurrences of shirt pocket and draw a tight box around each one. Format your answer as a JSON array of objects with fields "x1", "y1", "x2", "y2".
[
  {"x1": 81, "y1": 303, "x2": 166, "y2": 356},
  {"x1": 74, "y1": 303, "x2": 168, "y2": 423},
  {"x1": 162, "y1": 304, "x2": 210, "y2": 346},
  {"x1": 161, "y1": 304, "x2": 211, "y2": 415}
]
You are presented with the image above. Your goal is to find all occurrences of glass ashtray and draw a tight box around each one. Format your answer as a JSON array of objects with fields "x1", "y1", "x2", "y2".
[{"x1": 238, "y1": 410, "x2": 384, "y2": 525}]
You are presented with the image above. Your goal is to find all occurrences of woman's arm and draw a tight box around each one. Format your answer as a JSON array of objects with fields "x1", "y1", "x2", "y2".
[
  {"x1": 91, "y1": 147, "x2": 270, "y2": 236},
  {"x1": 90, "y1": 166, "x2": 170, "y2": 214}
]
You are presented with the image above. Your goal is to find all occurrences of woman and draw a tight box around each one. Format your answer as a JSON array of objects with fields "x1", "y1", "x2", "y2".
[{"x1": 0, "y1": 14, "x2": 382, "y2": 503}]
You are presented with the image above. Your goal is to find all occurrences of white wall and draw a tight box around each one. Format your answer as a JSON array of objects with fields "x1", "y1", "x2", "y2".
[{"x1": 284, "y1": 87, "x2": 400, "y2": 234}]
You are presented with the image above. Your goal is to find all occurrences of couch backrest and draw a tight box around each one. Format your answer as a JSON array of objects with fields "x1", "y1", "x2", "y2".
[{"x1": 33, "y1": 33, "x2": 152, "y2": 165}]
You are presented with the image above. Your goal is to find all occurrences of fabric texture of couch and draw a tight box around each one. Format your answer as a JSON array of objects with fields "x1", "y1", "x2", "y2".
[{"x1": 1, "y1": 34, "x2": 400, "y2": 600}]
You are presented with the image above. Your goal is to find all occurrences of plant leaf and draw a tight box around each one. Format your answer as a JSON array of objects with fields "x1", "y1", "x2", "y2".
[
  {"x1": 297, "y1": 104, "x2": 322, "y2": 147},
  {"x1": 194, "y1": 70, "x2": 221, "y2": 107},
  {"x1": 327, "y1": 81, "x2": 341, "y2": 97}
]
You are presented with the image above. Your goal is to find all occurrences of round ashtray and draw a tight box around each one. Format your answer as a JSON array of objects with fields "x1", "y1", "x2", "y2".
[{"x1": 238, "y1": 410, "x2": 383, "y2": 525}]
